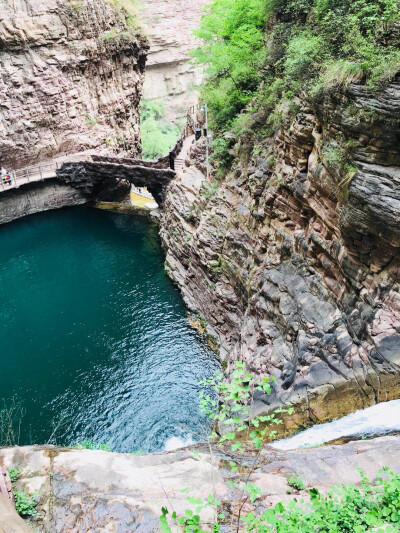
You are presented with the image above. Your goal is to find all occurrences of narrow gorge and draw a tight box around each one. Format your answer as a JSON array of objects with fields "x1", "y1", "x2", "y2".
[{"x1": 0, "y1": 0, "x2": 400, "y2": 531}]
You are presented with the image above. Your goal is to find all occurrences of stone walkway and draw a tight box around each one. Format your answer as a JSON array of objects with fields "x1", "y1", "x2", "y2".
[
  {"x1": 173, "y1": 135, "x2": 205, "y2": 193},
  {"x1": 174, "y1": 135, "x2": 195, "y2": 173},
  {"x1": 1, "y1": 136, "x2": 196, "y2": 195}
]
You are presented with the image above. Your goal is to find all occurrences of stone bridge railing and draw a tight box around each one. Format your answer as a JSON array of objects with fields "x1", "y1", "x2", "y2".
[{"x1": 1, "y1": 162, "x2": 58, "y2": 191}]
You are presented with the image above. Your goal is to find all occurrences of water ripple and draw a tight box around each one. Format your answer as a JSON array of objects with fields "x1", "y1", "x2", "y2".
[{"x1": 0, "y1": 208, "x2": 219, "y2": 452}]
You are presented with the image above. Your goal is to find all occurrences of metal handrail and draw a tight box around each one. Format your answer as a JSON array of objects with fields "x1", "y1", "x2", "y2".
[
  {"x1": 14, "y1": 162, "x2": 57, "y2": 179},
  {"x1": 1, "y1": 162, "x2": 58, "y2": 191}
]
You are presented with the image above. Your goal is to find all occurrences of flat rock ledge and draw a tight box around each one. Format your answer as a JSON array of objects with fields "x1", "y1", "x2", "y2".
[{"x1": 0, "y1": 435, "x2": 399, "y2": 532}]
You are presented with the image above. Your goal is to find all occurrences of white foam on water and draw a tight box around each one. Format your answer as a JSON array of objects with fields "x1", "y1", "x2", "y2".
[
  {"x1": 163, "y1": 435, "x2": 194, "y2": 451},
  {"x1": 271, "y1": 399, "x2": 400, "y2": 451}
]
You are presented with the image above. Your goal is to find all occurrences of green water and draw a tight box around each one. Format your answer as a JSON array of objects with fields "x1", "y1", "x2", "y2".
[{"x1": 0, "y1": 207, "x2": 218, "y2": 452}]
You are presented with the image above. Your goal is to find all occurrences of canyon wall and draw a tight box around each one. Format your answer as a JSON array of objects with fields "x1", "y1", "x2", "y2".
[
  {"x1": 142, "y1": 0, "x2": 205, "y2": 120},
  {"x1": 0, "y1": 181, "x2": 87, "y2": 225},
  {"x1": 161, "y1": 78, "x2": 400, "y2": 431},
  {"x1": 0, "y1": 0, "x2": 148, "y2": 169}
]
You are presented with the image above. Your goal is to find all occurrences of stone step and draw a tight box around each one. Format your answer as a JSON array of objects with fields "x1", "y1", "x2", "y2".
[{"x1": 175, "y1": 159, "x2": 184, "y2": 170}]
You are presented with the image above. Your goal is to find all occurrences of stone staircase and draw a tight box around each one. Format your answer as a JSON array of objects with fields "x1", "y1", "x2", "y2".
[
  {"x1": 173, "y1": 134, "x2": 195, "y2": 174},
  {"x1": 174, "y1": 158, "x2": 185, "y2": 172}
]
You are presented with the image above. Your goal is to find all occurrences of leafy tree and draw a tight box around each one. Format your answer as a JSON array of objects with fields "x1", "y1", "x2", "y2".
[
  {"x1": 193, "y1": 0, "x2": 400, "y2": 169},
  {"x1": 140, "y1": 99, "x2": 181, "y2": 160},
  {"x1": 192, "y1": 0, "x2": 269, "y2": 132}
]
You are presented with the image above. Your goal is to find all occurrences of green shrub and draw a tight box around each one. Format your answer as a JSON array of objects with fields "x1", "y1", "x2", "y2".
[
  {"x1": 7, "y1": 466, "x2": 20, "y2": 483},
  {"x1": 101, "y1": 27, "x2": 138, "y2": 43},
  {"x1": 85, "y1": 113, "x2": 98, "y2": 127},
  {"x1": 320, "y1": 60, "x2": 365, "y2": 89},
  {"x1": 106, "y1": 0, "x2": 142, "y2": 31},
  {"x1": 243, "y1": 469, "x2": 400, "y2": 532},
  {"x1": 74, "y1": 440, "x2": 112, "y2": 451},
  {"x1": 201, "y1": 178, "x2": 220, "y2": 199},
  {"x1": 140, "y1": 99, "x2": 181, "y2": 160},
  {"x1": 283, "y1": 33, "x2": 323, "y2": 81},
  {"x1": 287, "y1": 473, "x2": 306, "y2": 490},
  {"x1": 14, "y1": 490, "x2": 37, "y2": 517},
  {"x1": 210, "y1": 136, "x2": 234, "y2": 173},
  {"x1": 67, "y1": 0, "x2": 85, "y2": 13},
  {"x1": 322, "y1": 142, "x2": 346, "y2": 169}
]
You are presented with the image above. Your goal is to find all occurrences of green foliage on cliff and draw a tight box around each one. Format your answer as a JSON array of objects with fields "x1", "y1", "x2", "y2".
[
  {"x1": 74, "y1": 440, "x2": 112, "y2": 451},
  {"x1": 140, "y1": 99, "x2": 181, "y2": 160},
  {"x1": 7, "y1": 466, "x2": 21, "y2": 483},
  {"x1": 192, "y1": 0, "x2": 269, "y2": 132},
  {"x1": 14, "y1": 490, "x2": 37, "y2": 517},
  {"x1": 107, "y1": 0, "x2": 141, "y2": 29},
  {"x1": 193, "y1": 0, "x2": 400, "y2": 167}
]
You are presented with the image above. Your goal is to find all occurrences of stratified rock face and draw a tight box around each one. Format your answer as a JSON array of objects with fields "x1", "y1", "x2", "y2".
[
  {"x1": 142, "y1": 0, "x2": 205, "y2": 118},
  {"x1": 0, "y1": 0, "x2": 148, "y2": 169},
  {"x1": 160, "y1": 78, "x2": 400, "y2": 430},
  {"x1": 0, "y1": 180, "x2": 87, "y2": 225},
  {"x1": 0, "y1": 436, "x2": 399, "y2": 531}
]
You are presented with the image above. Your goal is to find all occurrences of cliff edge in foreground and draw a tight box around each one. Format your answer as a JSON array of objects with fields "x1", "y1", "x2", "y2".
[{"x1": 1, "y1": 436, "x2": 399, "y2": 531}]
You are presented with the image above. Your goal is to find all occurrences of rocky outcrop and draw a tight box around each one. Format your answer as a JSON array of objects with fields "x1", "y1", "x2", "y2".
[
  {"x1": 142, "y1": 0, "x2": 205, "y2": 120},
  {"x1": 0, "y1": 180, "x2": 87, "y2": 225},
  {"x1": 0, "y1": 0, "x2": 148, "y2": 169},
  {"x1": 0, "y1": 436, "x2": 399, "y2": 531},
  {"x1": 0, "y1": 495, "x2": 31, "y2": 533},
  {"x1": 160, "y1": 78, "x2": 400, "y2": 431}
]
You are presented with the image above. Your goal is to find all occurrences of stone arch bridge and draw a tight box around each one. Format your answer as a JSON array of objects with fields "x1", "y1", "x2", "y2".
[
  {"x1": 57, "y1": 156, "x2": 176, "y2": 207},
  {"x1": 1, "y1": 108, "x2": 199, "y2": 207},
  {"x1": 1, "y1": 134, "x2": 185, "y2": 207}
]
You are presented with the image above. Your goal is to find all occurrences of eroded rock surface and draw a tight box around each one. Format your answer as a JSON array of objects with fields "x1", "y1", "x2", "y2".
[
  {"x1": 0, "y1": 180, "x2": 87, "y2": 225},
  {"x1": 160, "y1": 80, "x2": 400, "y2": 430},
  {"x1": 0, "y1": 436, "x2": 399, "y2": 531},
  {"x1": 0, "y1": 0, "x2": 148, "y2": 168},
  {"x1": 142, "y1": 0, "x2": 205, "y2": 119}
]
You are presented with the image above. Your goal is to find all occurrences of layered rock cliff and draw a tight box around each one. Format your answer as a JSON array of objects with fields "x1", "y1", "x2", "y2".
[
  {"x1": 160, "y1": 78, "x2": 400, "y2": 431},
  {"x1": 142, "y1": 0, "x2": 205, "y2": 120},
  {"x1": 0, "y1": 0, "x2": 148, "y2": 169}
]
